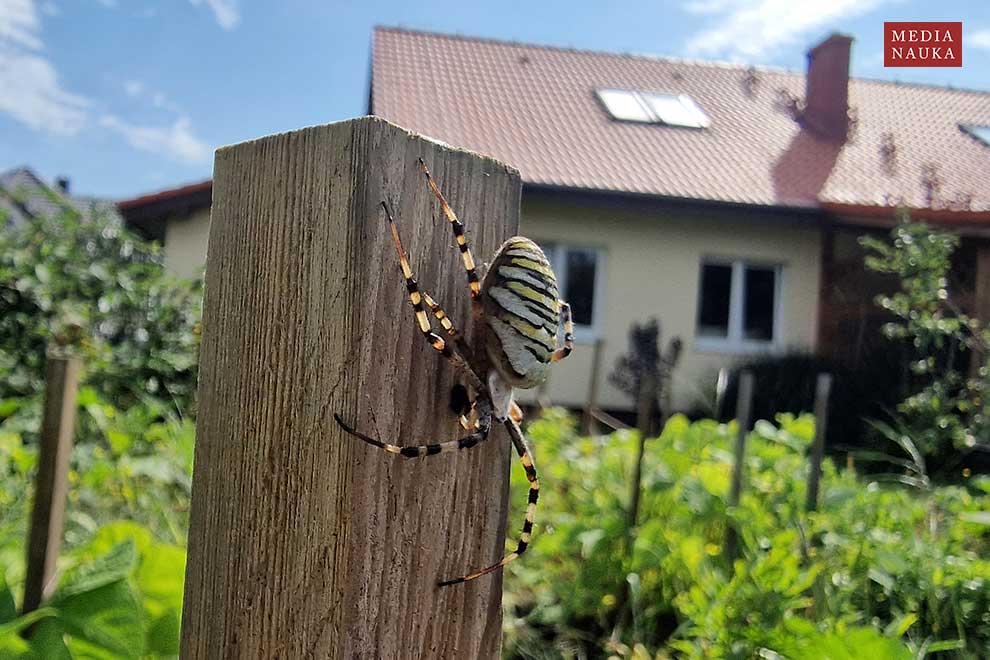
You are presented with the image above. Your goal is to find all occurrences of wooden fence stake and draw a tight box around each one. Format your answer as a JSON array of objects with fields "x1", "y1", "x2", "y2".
[
  {"x1": 725, "y1": 370, "x2": 754, "y2": 560},
  {"x1": 23, "y1": 353, "x2": 81, "y2": 614},
  {"x1": 179, "y1": 118, "x2": 521, "y2": 659},
  {"x1": 581, "y1": 338, "x2": 604, "y2": 435},
  {"x1": 805, "y1": 373, "x2": 833, "y2": 512}
]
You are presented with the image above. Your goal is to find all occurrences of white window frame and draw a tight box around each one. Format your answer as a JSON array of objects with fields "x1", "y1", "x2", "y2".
[
  {"x1": 694, "y1": 257, "x2": 783, "y2": 354},
  {"x1": 540, "y1": 243, "x2": 605, "y2": 343},
  {"x1": 596, "y1": 88, "x2": 711, "y2": 128}
]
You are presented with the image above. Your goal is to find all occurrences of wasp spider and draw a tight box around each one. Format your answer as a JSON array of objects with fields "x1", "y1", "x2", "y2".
[{"x1": 334, "y1": 158, "x2": 573, "y2": 587}]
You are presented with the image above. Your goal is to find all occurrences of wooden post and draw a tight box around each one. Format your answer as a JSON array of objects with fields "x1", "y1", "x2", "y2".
[
  {"x1": 725, "y1": 370, "x2": 754, "y2": 560},
  {"x1": 628, "y1": 371, "x2": 656, "y2": 532},
  {"x1": 805, "y1": 373, "x2": 833, "y2": 512},
  {"x1": 581, "y1": 338, "x2": 604, "y2": 435},
  {"x1": 23, "y1": 354, "x2": 81, "y2": 614},
  {"x1": 180, "y1": 118, "x2": 521, "y2": 659},
  {"x1": 970, "y1": 244, "x2": 990, "y2": 378}
]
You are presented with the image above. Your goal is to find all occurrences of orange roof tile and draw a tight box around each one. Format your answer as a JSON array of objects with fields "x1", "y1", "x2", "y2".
[{"x1": 371, "y1": 27, "x2": 990, "y2": 215}]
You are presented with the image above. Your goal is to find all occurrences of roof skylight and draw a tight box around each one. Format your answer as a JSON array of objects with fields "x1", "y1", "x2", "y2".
[
  {"x1": 596, "y1": 89, "x2": 653, "y2": 123},
  {"x1": 596, "y1": 88, "x2": 710, "y2": 129},
  {"x1": 961, "y1": 124, "x2": 990, "y2": 147}
]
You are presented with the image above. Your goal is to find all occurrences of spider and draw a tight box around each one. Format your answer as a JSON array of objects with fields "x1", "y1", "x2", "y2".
[{"x1": 334, "y1": 158, "x2": 573, "y2": 587}]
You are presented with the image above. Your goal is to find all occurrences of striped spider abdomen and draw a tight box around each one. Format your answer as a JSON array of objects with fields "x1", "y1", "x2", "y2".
[{"x1": 482, "y1": 237, "x2": 561, "y2": 390}]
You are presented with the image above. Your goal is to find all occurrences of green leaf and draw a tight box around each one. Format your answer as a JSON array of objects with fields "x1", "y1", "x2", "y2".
[
  {"x1": 136, "y1": 543, "x2": 186, "y2": 619},
  {"x1": 146, "y1": 609, "x2": 181, "y2": 656},
  {"x1": 0, "y1": 607, "x2": 58, "y2": 639},
  {"x1": 26, "y1": 618, "x2": 72, "y2": 660},
  {"x1": 924, "y1": 639, "x2": 965, "y2": 652},
  {"x1": 0, "y1": 571, "x2": 17, "y2": 625},
  {"x1": 82, "y1": 523, "x2": 153, "y2": 560},
  {"x1": 884, "y1": 612, "x2": 917, "y2": 637},
  {"x1": 57, "y1": 580, "x2": 144, "y2": 659},
  {"x1": 54, "y1": 540, "x2": 137, "y2": 601}
]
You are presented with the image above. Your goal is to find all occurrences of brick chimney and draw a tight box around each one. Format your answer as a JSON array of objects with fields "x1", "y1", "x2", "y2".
[{"x1": 803, "y1": 33, "x2": 853, "y2": 141}]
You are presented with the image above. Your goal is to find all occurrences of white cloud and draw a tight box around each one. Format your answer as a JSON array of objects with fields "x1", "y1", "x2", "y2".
[
  {"x1": 122, "y1": 78, "x2": 182, "y2": 112},
  {"x1": 189, "y1": 0, "x2": 238, "y2": 30},
  {"x1": 100, "y1": 114, "x2": 212, "y2": 163},
  {"x1": 0, "y1": 0, "x2": 88, "y2": 134},
  {"x1": 685, "y1": 0, "x2": 889, "y2": 60},
  {"x1": 972, "y1": 29, "x2": 990, "y2": 51},
  {"x1": 0, "y1": 0, "x2": 42, "y2": 48},
  {"x1": 124, "y1": 79, "x2": 144, "y2": 97}
]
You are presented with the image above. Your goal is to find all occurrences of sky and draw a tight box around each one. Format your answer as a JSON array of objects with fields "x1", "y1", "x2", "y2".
[{"x1": 1, "y1": 0, "x2": 989, "y2": 200}]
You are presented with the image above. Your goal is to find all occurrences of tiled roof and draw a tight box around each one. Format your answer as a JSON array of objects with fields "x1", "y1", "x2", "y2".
[
  {"x1": 371, "y1": 27, "x2": 990, "y2": 214},
  {"x1": 0, "y1": 167, "x2": 115, "y2": 228}
]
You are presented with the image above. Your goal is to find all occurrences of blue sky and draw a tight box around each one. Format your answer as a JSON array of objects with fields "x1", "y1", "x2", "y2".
[{"x1": 1, "y1": 0, "x2": 988, "y2": 200}]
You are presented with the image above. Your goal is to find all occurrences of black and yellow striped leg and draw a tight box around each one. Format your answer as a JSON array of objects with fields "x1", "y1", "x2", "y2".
[
  {"x1": 334, "y1": 405, "x2": 493, "y2": 458},
  {"x1": 422, "y1": 292, "x2": 457, "y2": 337},
  {"x1": 438, "y1": 417, "x2": 539, "y2": 587},
  {"x1": 381, "y1": 201, "x2": 484, "y2": 393},
  {"x1": 551, "y1": 300, "x2": 574, "y2": 363},
  {"x1": 417, "y1": 159, "x2": 483, "y2": 306}
]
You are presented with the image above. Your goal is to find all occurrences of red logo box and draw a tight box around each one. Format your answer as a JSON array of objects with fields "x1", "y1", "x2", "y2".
[{"x1": 884, "y1": 22, "x2": 962, "y2": 67}]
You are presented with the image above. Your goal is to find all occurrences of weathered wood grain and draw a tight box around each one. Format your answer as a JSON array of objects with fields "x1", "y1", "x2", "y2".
[
  {"x1": 180, "y1": 117, "x2": 521, "y2": 659},
  {"x1": 23, "y1": 354, "x2": 81, "y2": 614}
]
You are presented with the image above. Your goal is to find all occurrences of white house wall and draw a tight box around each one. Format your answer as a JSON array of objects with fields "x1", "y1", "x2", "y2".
[
  {"x1": 162, "y1": 196, "x2": 822, "y2": 412},
  {"x1": 164, "y1": 207, "x2": 211, "y2": 279},
  {"x1": 518, "y1": 196, "x2": 823, "y2": 412}
]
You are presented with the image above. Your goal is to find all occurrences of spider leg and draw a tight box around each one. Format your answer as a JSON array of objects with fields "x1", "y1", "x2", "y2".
[
  {"x1": 551, "y1": 300, "x2": 574, "y2": 363},
  {"x1": 334, "y1": 402, "x2": 493, "y2": 458},
  {"x1": 508, "y1": 401, "x2": 523, "y2": 424},
  {"x1": 417, "y1": 159, "x2": 483, "y2": 308},
  {"x1": 422, "y1": 291, "x2": 457, "y2": 337},
  {"x1": 438, "y1": 416, "x2": 539, "y2": 587},
  {"x1": 381, "y1": 201, "x2": 484, "y2": 392}
]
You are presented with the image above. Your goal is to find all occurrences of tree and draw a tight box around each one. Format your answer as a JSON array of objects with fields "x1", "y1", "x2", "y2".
[
  {"x1": 0, "y1": 205, "x2": 202, "y2": 417},
  {"x1": 860, "y1": 218, "x2": 990, "y2": 474}
]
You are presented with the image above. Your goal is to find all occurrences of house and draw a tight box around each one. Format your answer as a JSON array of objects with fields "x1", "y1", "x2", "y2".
[
  {"x1": 117, "y1": 27, "x2": 990, "y2": 412},
  {"x1": 1, "y1": 167, "x2": 118, "y2": 228}
]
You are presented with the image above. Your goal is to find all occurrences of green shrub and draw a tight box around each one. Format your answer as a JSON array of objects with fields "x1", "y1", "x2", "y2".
[
  {"x1": 0, "y1": 394, "x2": 192, "y2": 657},
  {"x1": 503, "y1": 410, "x2": 990, "y2": 658},
  {"x1": 0, "y1": 207, "x2": 202, "y2": 416}
]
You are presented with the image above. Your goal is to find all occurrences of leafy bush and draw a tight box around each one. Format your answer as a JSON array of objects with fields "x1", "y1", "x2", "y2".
[
  {"x1": 715, "y1": 351, "x2": 905, "y2": 460},
  {"x1": 0, "y1": 207, "x2": 202, "y2": 415},
  {"x1": 0, "y1": 202, "x2": 197, "y2": 656},
  {"x1": 0, "y1": 394, "x2": 192, "y2": 657},
  {"x1": 503, "y1": 410, "x2": 990, "y2": 658},
  {"x1": 861, "y1": 221, "x2": 990, "y2": 477},
  {"x1": 0, "y1": 525, "x2": 185, "y2": 658}
]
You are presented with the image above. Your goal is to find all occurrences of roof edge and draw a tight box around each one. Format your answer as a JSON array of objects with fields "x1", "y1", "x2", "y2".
[{"x1": 118, "y1": 180, "x2": 213, "y2": 211}]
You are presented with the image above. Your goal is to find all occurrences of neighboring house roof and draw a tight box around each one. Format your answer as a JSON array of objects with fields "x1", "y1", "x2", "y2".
[
  {"x1": 118, "y1": 27, "x2": 990, "y2": 230},
  {"x1": 0, "y1": 167, "x2": 119, "y2": 229},
  {"x1": 370, "y1": 27, "x2": 990, "y2": 216},
  {"x1": 118, "y1": 180, "x2": 212, "y2": 242}
]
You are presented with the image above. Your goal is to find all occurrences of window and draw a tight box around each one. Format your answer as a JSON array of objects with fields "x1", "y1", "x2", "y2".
[
  {"x1": 696, "y1": 259, "x2": 781, "y2": 351},
  {"x1": 642, "y1": 93, "x2": 711, "y2": 128},
  {"x1": 541, "y1": 244, "x2": 603, "y2": 339},
  {"x1": 596, "y1": 88, "x2": 711, "y2": 128},
  {"x1": 596, "y1": 89, "x2": 653, "y2": 123},
  {"x1": 961, "y1": 124, "x2": 990, "y2": 147}
]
